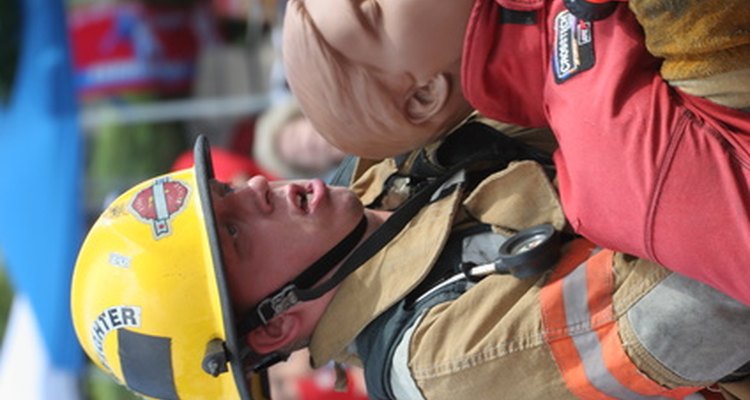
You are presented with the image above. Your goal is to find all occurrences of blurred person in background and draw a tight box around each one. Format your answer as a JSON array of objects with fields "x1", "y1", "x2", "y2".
[
  {"x1": 268, "y1": 349, "x2": 368, "y2": 400},
  {"x1": 254, "y1": 99, "x2": 346, "y2": 180}
]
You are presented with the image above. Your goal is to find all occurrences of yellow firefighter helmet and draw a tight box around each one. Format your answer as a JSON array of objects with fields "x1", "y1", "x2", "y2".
[{"x1": 71, "y1": 136, "x2": 269, "y2": 399}]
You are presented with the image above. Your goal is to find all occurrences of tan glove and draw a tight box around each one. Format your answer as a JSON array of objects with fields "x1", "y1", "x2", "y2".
[{"x1": 628, "y1": 0, "x2": 750, "y2": 109}]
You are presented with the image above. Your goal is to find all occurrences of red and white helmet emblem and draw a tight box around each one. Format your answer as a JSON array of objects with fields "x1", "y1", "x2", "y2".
[{"x1": 129, "y1": 178, "x2": 191, "y2": 239}]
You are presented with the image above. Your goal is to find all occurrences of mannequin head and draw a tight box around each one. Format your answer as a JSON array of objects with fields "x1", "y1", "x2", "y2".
[{"x1": 282, "y1": 0, "x2": 475, "y2": 159}]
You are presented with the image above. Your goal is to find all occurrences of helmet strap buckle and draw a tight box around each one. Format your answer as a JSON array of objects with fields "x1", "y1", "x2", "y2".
[{"x1": 256, "y1": 284, "x2": 299, "y2": 325}]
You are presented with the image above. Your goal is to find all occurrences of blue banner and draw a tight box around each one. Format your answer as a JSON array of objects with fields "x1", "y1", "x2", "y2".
[{"x1": 0, "y1": 0, "x2": 84, "y2": 371}]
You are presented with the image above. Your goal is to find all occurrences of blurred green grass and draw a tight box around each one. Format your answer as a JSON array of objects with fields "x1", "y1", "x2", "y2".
[{"x1": 0, "y1": 260, "x2": 12, "y2": 344}]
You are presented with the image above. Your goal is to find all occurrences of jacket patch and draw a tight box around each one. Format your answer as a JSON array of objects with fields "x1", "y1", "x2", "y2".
[{"x1": 553, "y1": 10, "x2": 595, "y2": 83}]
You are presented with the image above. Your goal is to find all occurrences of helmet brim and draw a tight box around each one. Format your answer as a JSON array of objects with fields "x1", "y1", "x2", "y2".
[{"x1": 194, "y1": 135, "x2": 269, "y2": 400}]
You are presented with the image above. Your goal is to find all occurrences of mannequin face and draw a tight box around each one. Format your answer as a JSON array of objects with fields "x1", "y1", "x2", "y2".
[
  {"x1": 296, "y1": 0, "x2": 472, "y2": 77},
  {"x1": 283, "y1": 0, "x2": 475, "y2": 159}
]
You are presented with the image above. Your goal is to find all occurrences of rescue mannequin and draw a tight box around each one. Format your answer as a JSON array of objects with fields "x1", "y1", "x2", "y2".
[
  {"x1": 71, "y1": 135, "x2": 750, "y2": 399},
  {"x1": 281, "y1": 0, "x2": 750, "y2": 307}
]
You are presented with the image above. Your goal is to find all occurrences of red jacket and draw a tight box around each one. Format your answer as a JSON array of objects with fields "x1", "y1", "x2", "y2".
[{"x1": 462, "y1": 0, "x2": 750, "y2": 304}]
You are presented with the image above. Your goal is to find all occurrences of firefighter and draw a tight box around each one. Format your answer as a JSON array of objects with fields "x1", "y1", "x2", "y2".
[{"x1": 71, "y1": 134, "x2": 750, "y2": 399}]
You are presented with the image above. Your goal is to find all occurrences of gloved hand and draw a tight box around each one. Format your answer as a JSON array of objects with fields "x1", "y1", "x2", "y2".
[{"x1": 628, "y1": 0, "x2": 750, "y2": 108}]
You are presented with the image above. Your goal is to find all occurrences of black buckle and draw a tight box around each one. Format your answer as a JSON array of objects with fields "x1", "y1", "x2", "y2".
[{"x1": 201, "y1": 339, "x2": 229, "y2": 377}]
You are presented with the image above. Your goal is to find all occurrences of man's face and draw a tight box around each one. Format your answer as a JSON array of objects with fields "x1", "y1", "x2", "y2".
[
  {"x1": 286, "y1": 0, "x2": 472, "y2": 76},
  {"x1": 210, "y1": 176, "x2": 364, "y2": 308}
]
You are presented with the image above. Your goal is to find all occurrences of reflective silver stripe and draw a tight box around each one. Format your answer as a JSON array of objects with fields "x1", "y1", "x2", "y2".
[
  {"x1": 390, "y1": 313, "x2": 427, "y2": 400},
  {"x1": 562, "y1": 262, "x2": 667, "y2": 400},
  {"x1": 561, "y1": 265, "x2": 591, "y2": 329},
  {"x1": 153, "y1": 179, "x2": 169, "y2": 221}
]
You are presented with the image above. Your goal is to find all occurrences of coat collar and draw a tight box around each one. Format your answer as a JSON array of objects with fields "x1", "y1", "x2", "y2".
[
  {"x1": 309, "y1": 185, "x2": 463, "y2": 367},
  {"x1": 309, "y1": 160, "x2": 564, "y2": 367}
]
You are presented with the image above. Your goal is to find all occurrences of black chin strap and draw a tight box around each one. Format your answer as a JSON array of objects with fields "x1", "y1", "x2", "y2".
[{"x1": 237, "y1": 215, "x2": 368, "y2": 334}]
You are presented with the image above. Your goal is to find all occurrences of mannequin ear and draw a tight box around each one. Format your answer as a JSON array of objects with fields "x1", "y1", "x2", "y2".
[
  {"x1": 245, "y1": 314, "x2": 301, "y2": 355},
  {"x1": 405, "y1": 73, "x2": 451, "y2": 125}
]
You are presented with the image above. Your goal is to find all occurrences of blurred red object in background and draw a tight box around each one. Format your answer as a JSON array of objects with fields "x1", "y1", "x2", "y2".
[
  {"x1": 172, "y1": 146, "x2": 276, "y2": 184},
  {"x1": 68, "y1": 1, "x2": 218, "y2": 101},
  {"x1": 268, "y1": 349, "x2": 370, "y2": 400},
  {"x1": 296, "y1": 368, "x2": 370, "y2": 400}
]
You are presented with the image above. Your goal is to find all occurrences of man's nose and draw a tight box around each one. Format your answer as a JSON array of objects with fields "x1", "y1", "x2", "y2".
[
  {"x1": 237, "y1": 175, "x2": 273, "y2": 214},
  {"x1": 246, "y1": 175, "x2": 269, "y2": 191}
]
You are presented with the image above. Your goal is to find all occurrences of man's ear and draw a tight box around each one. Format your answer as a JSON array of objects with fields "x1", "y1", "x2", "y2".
[
  {"x1": 404, "y1": 73, "x2": 451, "y2": 125},
  {"x1": 246, "y1": 314, "x2": 301, "y2": 355}
]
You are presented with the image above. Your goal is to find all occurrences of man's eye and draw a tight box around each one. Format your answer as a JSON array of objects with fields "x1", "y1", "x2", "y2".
[
  {"x1": 221, "y1": 183, "x2": 235, "y2": 197},
  {"x1": 211, "y1": 181, "x2": 235, "y2": 198},
  {"x1": 226, "y1": 224, "x2": 238, "y2": 237}
]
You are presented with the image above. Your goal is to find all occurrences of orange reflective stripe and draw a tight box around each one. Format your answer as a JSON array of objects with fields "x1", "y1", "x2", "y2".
[
  {"x1": 541, "y1": 245, "x2": 702, "y2": 399},
  {"x1": 540, "y1": 240, "x2": 598, "y2": 344},
  {"x1": 598, "y1": 322, "x2": 701, "y2": 398},
  {"x1": 541, "y1": 239, "x2": 609, "y2": 399},
  {"x1": 589, "y1": 254, "x2": 702, "y2": 399}
]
